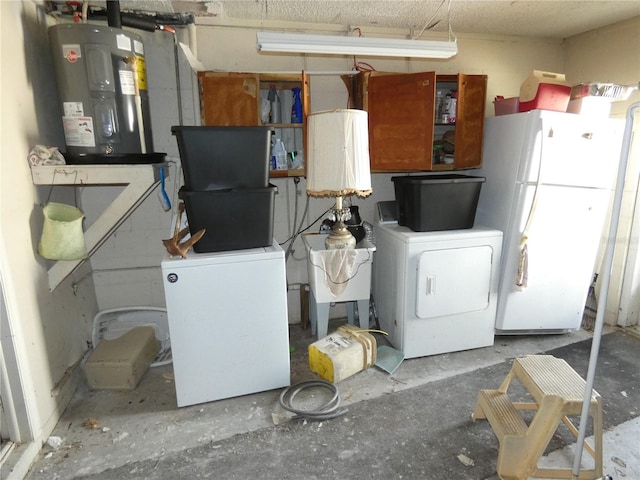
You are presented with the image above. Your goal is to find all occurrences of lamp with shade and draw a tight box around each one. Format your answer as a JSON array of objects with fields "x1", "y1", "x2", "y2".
[{"x1": 306, "y1": 109, "x2": 372, "y2": 250}]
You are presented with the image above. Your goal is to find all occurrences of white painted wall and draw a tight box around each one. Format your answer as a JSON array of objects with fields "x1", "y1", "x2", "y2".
[
  {"x1": 563, "y1": 17, "x2": 640, "y2": 327},
  {"x1": 1, "y1": 0, "x2": 99, "y2": 469}
]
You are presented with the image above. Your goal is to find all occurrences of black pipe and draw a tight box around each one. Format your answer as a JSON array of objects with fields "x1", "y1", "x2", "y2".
[
  {"x1": 106, "y1": 0, "x2": 122, "y2": 28},
  {"x1": 122, "y1": 14, "x2": 158, "y2": 32}
]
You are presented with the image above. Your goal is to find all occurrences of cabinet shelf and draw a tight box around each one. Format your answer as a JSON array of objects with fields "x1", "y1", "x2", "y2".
[
  {"x1": 264, "y1": 123, "x2": 303, "y2": 128},
  {"x1": 269, "y1": 168, "x2": 305, "y2": 178},
  {"x1": 31, "y1": 163, "x2": 168, "y2": 291}
]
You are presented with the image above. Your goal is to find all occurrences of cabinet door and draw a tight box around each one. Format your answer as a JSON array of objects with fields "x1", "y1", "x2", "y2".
[
  {"x1": 365, "y1": 71, "x2": 436, "y2": 172},
  {"x1": 198, "y1": 72, "x2": 259, "y2": 126},
  {"x1": 452, "y1": 74, "x2": 487, "y2": 169}
]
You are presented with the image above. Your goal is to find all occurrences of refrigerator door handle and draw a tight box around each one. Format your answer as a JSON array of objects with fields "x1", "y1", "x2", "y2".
[{"x1": 516, "y1": 117, "x2": 546, "y2": 288}]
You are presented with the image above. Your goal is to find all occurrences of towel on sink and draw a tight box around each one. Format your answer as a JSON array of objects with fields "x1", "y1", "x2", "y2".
[{"x1": 317, "y1": 248, "x2": 358, "y2": 297}]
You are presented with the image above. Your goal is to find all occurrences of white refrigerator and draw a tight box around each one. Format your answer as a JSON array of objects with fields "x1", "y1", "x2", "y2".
[{"x1": 475, "y1": 110, "x2": 623, "y2": 333}]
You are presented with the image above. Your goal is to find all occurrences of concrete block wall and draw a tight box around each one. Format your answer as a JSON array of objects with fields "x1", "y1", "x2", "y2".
[{"x1": 82, "y1": 27, "x2": 197, "y2": 312}]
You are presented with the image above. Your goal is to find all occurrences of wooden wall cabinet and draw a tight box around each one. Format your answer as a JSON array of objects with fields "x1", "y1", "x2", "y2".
[
  {"x1": 198, "y1": 71, "x2": 310, "y2": 178},
  {"x1": 344, "y1": 72, "x2": 487, "y2": 172}
]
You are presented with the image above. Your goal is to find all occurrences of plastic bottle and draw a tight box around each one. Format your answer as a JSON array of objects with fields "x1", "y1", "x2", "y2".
[
  {"x1": 448, "y1": 90, "x2": 458, "y2": 123},
  {"x1": 269, "y1": 137, "x2": 277, "y2": 170},
  {"x1": 435, "y1": 89, "x2": 445, "y2": 122},
  {"x1": 443, "y1": 91, "x2": 452, "y2": 122},
  {"x1": 291, "y1": 87, "x2": 303, "y2": 123},
  {"x1": 272, "y1": 138, "x2": 287, "y2": 170},
  {"x1": 268, "y1": 84, "x2": 281, "y2": 123}
]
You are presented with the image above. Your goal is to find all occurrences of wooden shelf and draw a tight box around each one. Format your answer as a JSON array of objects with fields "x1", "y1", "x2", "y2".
[
  {"x1": 264, "y1": 123, "x2": 303, "y2": 128},
  {"x1": 31, "y1": 163, "x2": 168, "y2": 291},
  {"x1": 269, "y1": 168, "x2": 305, "y2": 178}
]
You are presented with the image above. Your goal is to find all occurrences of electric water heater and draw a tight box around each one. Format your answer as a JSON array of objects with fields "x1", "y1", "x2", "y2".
[{"x1": 49, "y1": 23, "x2": 159, "y2": 163}]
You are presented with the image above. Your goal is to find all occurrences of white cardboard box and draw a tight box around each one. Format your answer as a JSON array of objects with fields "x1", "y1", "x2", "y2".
[{"x1": 567, "y1": 96, "x2": 612, "y2": 117}]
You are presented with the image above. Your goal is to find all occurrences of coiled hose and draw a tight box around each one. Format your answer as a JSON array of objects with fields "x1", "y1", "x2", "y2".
[{"x1": 279, "y1": 380, "x2": 348, "y2": 420}]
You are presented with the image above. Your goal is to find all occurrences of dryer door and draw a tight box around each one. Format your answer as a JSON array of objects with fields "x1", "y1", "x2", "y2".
[{"x1": 416, "y1": 245, "x2": 493, "y2": 319}]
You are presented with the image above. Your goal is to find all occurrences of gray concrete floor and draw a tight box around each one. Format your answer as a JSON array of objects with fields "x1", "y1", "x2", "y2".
[{"x1": 22, "y1": 321, "x2": 640, "y2": 480}]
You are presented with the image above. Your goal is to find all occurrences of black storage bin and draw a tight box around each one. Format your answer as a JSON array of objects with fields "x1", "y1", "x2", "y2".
[
  {"x1": 182, "y1": 185, "x2": 277, "y2": 253},
  {"x1": 391, "y1": 174, "x2": 485, "y2": 232},
  {"x1": 171, "y1": 126, "x2": 271, "y2": 190}
]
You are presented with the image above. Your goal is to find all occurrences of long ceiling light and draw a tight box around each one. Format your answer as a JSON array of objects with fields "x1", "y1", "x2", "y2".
[{"x1": 256, "y1": 31, "x2": 458, "y2": 59}]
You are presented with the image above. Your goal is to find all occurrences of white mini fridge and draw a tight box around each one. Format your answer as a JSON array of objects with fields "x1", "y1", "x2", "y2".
[
  {"x1": 374, "y1": 223, "x2": 502, "y2": 359},
  {"x1": 161, "y1": 241, "x2": 290, "y2": 407}
]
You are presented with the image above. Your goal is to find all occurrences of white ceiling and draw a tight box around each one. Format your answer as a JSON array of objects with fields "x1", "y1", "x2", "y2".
[{"x1": 108, "y1": 0, "x2": 640, "y2": 39}]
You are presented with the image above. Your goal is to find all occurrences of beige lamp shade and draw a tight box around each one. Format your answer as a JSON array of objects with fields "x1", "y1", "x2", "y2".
[{"x1": 306, "y1": 109, "x2": 372, "y2": 197}]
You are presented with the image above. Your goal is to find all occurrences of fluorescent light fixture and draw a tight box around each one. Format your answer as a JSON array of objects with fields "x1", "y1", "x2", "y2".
[{"x1": 256, "y1": 31, "x2": 457, "y2": 59}]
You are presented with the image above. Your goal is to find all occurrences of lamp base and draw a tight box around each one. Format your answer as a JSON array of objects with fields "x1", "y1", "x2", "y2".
[{"x1": 325, "y1": 221, "x2": 356, "y2": 250}]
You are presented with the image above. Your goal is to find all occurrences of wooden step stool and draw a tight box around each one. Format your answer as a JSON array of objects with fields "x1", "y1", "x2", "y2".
[{"x1": 472, "y1": 355, "x2": 603, "y2": 480}]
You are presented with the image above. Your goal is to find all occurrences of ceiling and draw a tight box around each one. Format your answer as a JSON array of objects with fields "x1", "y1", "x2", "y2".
[{"x1": 88, "y1": 0, "x2": 640, "y2": 39}]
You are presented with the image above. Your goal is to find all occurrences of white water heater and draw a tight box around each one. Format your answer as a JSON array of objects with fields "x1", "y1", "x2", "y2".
[{"x1": 49, "y1": 23, "x2": 159, "y2": 163}]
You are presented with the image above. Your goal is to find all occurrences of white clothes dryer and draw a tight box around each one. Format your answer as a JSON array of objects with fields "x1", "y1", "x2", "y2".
[{"x1": 373, "y1": 219, "x2": 502, "y2": 359}]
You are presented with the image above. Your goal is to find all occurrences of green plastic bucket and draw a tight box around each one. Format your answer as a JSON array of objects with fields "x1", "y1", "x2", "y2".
[{"x1": 38, "y1": 202, "x2": 87, "y2": 260}]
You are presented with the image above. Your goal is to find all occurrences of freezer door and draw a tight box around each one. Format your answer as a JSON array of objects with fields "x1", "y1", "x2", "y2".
[
  {"x1": 496, "y1": 184, "x2": 610, "y2": 331},
  {"x1": 524, "y1": 111, "x2": 622, "y2": 188},
  {"x1": 416, "y1": 245, "x2": 493, "y2": 319}
]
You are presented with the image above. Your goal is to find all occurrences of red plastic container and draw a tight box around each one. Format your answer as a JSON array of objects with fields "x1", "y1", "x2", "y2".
[
  {"x1": 518, "y1": 83, "x2": 571, "y2": 113},
  {"x1": 494, "y1": 97, "x2": 520, "y2": 116}
]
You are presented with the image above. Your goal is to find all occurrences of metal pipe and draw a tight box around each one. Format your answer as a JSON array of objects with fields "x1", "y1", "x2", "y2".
[
  {"x1": 572, "y1": 99, "x2": 639, "y2": 478},
  {"x1": 122, "y1": 14, "x2": 158, "y2": 32},
  {"x1": 106, "y1": 0, "x2": 121, "y2": 28}
]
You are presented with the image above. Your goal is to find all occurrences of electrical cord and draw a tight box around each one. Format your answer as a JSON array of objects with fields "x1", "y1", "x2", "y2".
[
  {"x1": 278, "y1": 380, "x2": 348, "y2": 420},
  {"x1": 280, "y1": 204, "x2": 332, "y2": 246}
]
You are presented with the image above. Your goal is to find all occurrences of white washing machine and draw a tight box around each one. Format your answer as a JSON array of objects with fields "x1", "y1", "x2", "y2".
[{"x1": 374, "y1": 218, "x2": 502, "y2": 359}]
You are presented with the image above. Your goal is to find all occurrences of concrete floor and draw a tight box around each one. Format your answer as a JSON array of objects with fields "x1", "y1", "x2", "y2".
[{"x1": 21, "y1": 320, "x2": 640, "y2": 480}]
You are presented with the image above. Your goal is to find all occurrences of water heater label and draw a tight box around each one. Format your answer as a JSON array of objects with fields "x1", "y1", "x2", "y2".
[
  {"x1": 134, "y1": 40, "x2": 144, "y2": 55},
  {"x1": 136, "y1": 56, "x2": 148, "y2": 91},
  {"x1": 61, "y1": 44, "x2": 81, "y2": 63},
  {"x1": 116, "y1": 34, "x2": 132, "y2": 52},
  {"x1": 62, "y1": 116, "x2": 96, "y2": 147},
  {"x1": 63, "y1": 102, "x2": 84, "y2": 117},
  {"x1": 119, "y1": 70, "x2": 135, "y2": 96}
]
